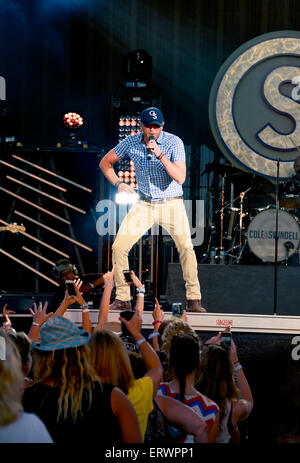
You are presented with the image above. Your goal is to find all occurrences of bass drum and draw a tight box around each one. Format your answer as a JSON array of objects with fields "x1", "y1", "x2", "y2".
[{"x1": 247, "y1": 209, "x2": 300, "y2": 262}]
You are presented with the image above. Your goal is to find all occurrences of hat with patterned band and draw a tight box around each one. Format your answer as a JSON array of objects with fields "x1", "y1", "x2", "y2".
[{"x1": 32, "y1": 316, "x2": 90, "y2": 351}]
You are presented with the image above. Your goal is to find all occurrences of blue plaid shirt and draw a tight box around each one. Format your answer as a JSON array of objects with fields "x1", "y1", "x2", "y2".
[{"x1": 114, "y1": 131, "x2": 185, "y2": 199}]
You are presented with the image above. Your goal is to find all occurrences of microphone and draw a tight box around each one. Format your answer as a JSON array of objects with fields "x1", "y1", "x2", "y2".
[{"x1": 147, "y1": 135, "x2": 155, "y2": 160}]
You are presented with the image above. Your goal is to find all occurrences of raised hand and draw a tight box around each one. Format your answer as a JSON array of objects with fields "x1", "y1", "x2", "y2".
[
  {"x1": 130, "y1": 270, "x2": 143, "y2": 289},
  {"x1": 103, "y1": 264, "x2": 116, "y2": 288},
  {"x1": 119, "y1": 310, "x2": 142, "y2": 338},
  {"x1": 152, "y1": 298, "x2": 164, "y2": 322},
  {"x1": 29, "y1": 301, "x2": 53, "y2": 327}
]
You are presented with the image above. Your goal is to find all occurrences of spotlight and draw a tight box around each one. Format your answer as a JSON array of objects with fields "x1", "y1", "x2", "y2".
[
  {"x1": 63, "y1": 112, "x2": 84, "y2": 129},
  {"x1": 58, "y1": 110, "x2": 88, "y2": 148}
]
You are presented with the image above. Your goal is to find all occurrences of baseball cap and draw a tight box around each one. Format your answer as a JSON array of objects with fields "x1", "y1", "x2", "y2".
[{"x1": 140, "y1": 107, "x2": 164, "y2": 127}]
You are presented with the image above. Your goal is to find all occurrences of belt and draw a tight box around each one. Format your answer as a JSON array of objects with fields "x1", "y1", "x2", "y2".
[{"x1": 139, "y1": 194, "x2": 183, "y2": 204}]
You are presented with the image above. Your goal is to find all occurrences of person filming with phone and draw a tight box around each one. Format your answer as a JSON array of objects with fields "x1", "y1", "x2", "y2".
[
  {"x1": 99, "y1": 107, "x2": 205, "y2": 313},
  {"x1": 197, "y1": 329, "x2": 254, "y2": 443}
]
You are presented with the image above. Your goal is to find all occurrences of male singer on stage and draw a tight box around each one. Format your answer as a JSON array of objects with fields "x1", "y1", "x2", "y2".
[{"x1": 99, "y1": 106, "x2": 206, "y2": 312}]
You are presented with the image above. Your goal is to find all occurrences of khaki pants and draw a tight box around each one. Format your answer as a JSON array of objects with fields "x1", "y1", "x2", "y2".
[{"x1": 112, "y1": 198, "x2": 201, "y2": 301}]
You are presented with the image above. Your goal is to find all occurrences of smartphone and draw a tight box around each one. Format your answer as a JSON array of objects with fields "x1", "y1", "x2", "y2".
[
  {"x1": 221, "y1": 332, "x2": 232, "y2": 350},
  {"x1": 123, "y1": 270, "x2": 132, "y2": 284},
  {"x1": 65, "y1": 280, "x2": 76, "y2": 296},
  {"x1": 172, "y1": 302, "x2": 183, "y2": 318},
  {"x1": 120, "y1": 309, "x2": 135, "y2": 337}
]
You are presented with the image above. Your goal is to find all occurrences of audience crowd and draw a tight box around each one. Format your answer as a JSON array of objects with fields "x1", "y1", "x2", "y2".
[{"x1": 0, "y1": 264, "x2": 298, "y2": 444}]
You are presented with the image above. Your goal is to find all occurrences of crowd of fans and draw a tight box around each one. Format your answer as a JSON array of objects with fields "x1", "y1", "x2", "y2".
[{"x1": 0, "y1": 264, "x2": 298, "y2": 444}]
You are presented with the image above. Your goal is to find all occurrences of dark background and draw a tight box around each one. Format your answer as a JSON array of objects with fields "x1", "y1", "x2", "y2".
[{"x1": 1, "y1": 0, "x2": 300, "y2": 149}]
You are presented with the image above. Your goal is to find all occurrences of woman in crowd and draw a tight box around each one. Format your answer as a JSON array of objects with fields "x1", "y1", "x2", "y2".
[
  {"x1": 22, "y1": 316, "x2": 142, "y2": 443},
  {"x1": 9, "y1": 331, "x2": 33, "y2": 390},
  {"x1": 0, "y1": 330, "x2": 52, "y2": 443},
  {"x1": 197, "y1": 334, "x2": 254, "y2": 443},
  {"x1": 158, "y1": 333, "x2": 220, "y2": 443}
]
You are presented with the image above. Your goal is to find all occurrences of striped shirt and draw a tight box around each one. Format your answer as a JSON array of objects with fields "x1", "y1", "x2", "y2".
[
  {"x1": 158, "y1": 382, "x2": 219, "y2": 441},
  {"x1": 113, "y1": 131, "x2": 185, "y2": 200}
]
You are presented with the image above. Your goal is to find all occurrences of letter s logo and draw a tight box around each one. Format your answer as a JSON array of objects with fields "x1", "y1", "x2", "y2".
[{"x1": 257, "y1": 66, "x2": 300, "y2": 150}]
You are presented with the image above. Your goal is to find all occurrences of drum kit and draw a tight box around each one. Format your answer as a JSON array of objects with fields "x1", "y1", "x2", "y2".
[{"x1": 203, "y1": 162, "x2": 300, "y2": 266}]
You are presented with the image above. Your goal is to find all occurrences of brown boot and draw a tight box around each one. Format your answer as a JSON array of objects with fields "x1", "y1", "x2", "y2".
[
  {"x1": 109, "y1": 299, "x2": 132, "y2": 311},
  {"x1": 186, "y1": 300, "x2": 206, "y2": 313}
]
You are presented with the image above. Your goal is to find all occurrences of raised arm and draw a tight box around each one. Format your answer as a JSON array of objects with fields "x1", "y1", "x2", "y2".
[
  {"x1": 230, "y1": 338, "x2": 254, "y2": 423},
  {"x1": 28, "y1": 302, "x2": 53, "y2": 340},
  {"x1": 146, "y1": 137, "x2": 186, "y2": 184},
  {"x1": 150, "y1": 298, "x2": 164, "y2": 351},
  {"x1": 96, "y1": 265, "x2": 115, "y2": 326},
  {"x1": 2, "y1": 303, "x2": 15, "y2": 332},
  {"x1": 130, "y1": 270, "x2": 145, "y2": 318},
  {"x1": 119, "y1": 310, "x2": 162, "y2": 397}
]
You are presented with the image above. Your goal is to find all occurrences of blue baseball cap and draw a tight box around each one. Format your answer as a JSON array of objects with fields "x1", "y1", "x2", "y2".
[{"x1": 140, "y1": 107, "x2": 164, "y2": 127}]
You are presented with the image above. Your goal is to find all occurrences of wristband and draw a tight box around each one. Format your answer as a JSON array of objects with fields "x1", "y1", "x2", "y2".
[
  {"x1": 82, "y1": 308, "x2": 90, "y2": 313},
  {"x1": 3, "y1": 321, "x2": 11, "y2": 327},
  {"x1": 148, "y1": 332, "x2": 160, "y2": 340},
  {"x1": 234, "y1": 364, "x2": 243, "y2": 372},
  {"x1": 32, "y1": 322, "x2": 40, "y2": 327},
  {"x1": 136, "y1": 285, "x2": 145, "y2": 293},
  {"x1": 114, "y1": 180, "x2": 123, "y2": 189},
  {"x1": 136, "y1": 337, "x2": 146, "y2": 349},
  {"x1": 136, "y1": 292, "x2": 144, "y2": 297},
  {"x1": 104, "y1": 284, "x2": 114, "y2": 288},
  {"x1": 80, "y1": 303, "x2": 88, "y2": 309},
  {"x1": 152, "y1": 320, "x2": 162, "y2": 326},
  {"x1": 157, "y1": 152, "x2": 164, "y2": 160}
]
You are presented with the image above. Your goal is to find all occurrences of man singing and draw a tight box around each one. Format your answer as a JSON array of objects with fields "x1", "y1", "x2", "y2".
[{"x1": 99, "y1": 107, "x2": 205, "y2": 312}]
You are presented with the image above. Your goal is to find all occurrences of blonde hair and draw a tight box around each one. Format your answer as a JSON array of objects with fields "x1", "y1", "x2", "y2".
[
  {"x1": 33, "y1": 343, "x2": 96, "y2": 423},
  {"x1": 0, "y1": 330, "x2": 24, "y2": 426},
  {"x1": 162, "y1": 318, "x2": 199, "y2": 359},
  {"x1": 89, "y1": 329, "x2": 135, "y2": 394}
]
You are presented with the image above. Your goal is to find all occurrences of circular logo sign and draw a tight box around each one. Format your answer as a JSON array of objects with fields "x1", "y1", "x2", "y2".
[{"x1": 209, "y1": 30, "x2": 300, "y2": 179}]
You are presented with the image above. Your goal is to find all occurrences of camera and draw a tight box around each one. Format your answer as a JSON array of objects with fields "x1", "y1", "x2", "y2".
[
  {"x1": 221, "y1": 332, "x2": 232, "y2": 350},
  {"x1": 123, "y1": 270, "x2": 132, "y2": 284},
  {"x1": 172, "y1": 302, "x2": 183, "y2": 318},
  {"x1": 65, "y1": 280, "x2": 76, "y2": 296}
]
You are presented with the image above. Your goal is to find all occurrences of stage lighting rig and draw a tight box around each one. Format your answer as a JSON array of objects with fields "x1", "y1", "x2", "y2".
[
  {"x1": 57, "y1": 111, "x2": 88, "y2": 148},
  {"x1": 115, "y1": 115, "x2": 140, "y2": 190}
]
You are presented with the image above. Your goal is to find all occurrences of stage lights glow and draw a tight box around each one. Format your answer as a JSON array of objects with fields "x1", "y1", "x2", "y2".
[
  {"x1": 63, "y1": 112, "x2": 84, "y2": 129},
  {"x1": 115, "y1": 191, "x2": 139, "y2": 205},
  {"x1": 115, "y1": 115, "x2": 140, "y2": 190}
]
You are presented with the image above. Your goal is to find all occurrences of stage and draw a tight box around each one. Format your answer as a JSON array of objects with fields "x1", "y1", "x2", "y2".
[{"x1": 2, "y1": 263, "x2": 300, "y2": 334}]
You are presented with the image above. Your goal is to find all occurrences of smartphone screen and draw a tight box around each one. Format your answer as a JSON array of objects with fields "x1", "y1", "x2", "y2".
[
  {"x1": 65, "y1": 280, "x2": 76, "y2": 296},
  {"x1": 172, "y1": 302, "x2": 183, "y2": 318},
  {"x1": 221, "y1": 332, "x2": 231, "y2": 350},
  {"x1": 123, "y1": 270, "x2": 132, "y2": 284}
]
